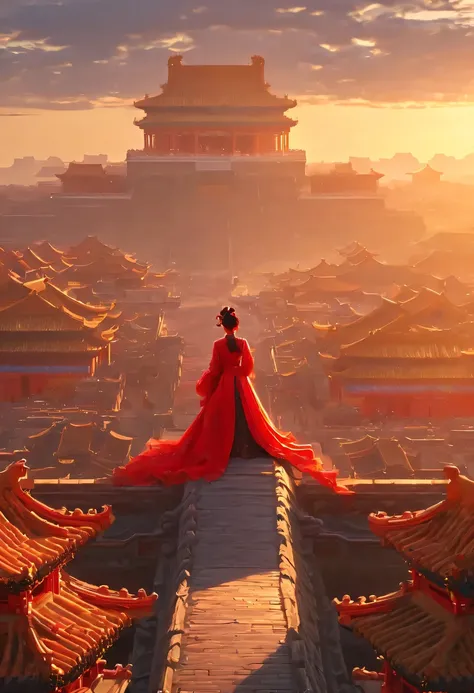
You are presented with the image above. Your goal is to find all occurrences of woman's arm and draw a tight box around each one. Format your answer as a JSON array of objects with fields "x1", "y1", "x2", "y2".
[{"x1": 238, "y1": 339, "x2": 254, "y2": 377}]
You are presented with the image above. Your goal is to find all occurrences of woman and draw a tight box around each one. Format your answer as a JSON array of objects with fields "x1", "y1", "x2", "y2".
[{"x1": 113, "y1": 307, "x2": 351, "y2": 493}]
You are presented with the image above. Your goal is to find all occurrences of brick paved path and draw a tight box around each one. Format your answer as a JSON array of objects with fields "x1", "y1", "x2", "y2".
[{"x1": 171, "y1": 457, "x2": 296, "y2": 693}]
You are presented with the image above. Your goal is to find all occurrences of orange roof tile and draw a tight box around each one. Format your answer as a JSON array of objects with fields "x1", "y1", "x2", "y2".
[
  {"x1": 134, "y1": 56, "x2": 295, "y2": 109},
  {"x1": 369, "y1": 465, "x2": 474, "y2": 591},
  {"x1": 334, "y1": 582, "x2": 474, "y2": 692},
  {"x1": 0, "y1": 293, "x2": 111, "y2": 334},
  {"x1": 32, "y1": 241, "x2": 64, "y2": 263},
  {"x1": 23, "y1": 278, "x2": 113, "y2": 320},
  {"x1": 338, "y1": 241, "x2": 367, "y2": 257},
  {"x1": 21, "y1": 247, "x2": 50, "y2": 270},
  {"x1": 0, "y1": 570, "x2": 156, "y2": 687},
  {"x1": 0, "y1": 461, "x2": 113, "y2": 591},
  {"x1": 322, "y1": 298, "x2": 404, "y2": 345},
  {"x1": 0, "y1": 273, "x2": 30, "y2": 309},
  {"x1": 295, "y1": 275, "x2": 360, "y2": 295},
  {"x1": 339, "y1": 435, "x2": 378, "y2": 456},
  {"x1": 339, "y1": 325, "x2": 472, "y2": 359}
]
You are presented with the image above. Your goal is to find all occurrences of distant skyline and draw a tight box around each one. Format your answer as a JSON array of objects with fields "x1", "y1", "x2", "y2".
[
  {"x1": 3, "y1": 101, "x2": 474, "y2": 168},
  {"x1": 3, "y1": 1, "x2": 474, "y2": 165}
]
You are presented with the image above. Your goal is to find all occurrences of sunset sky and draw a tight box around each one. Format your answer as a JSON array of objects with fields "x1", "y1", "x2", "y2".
[{"x1": 2, "y1": 0, "x2": 474, "y2": 166}]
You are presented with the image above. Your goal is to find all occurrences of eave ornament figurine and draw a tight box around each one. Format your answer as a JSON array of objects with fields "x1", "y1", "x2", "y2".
[{"x1": 113, "y1": 307, "x2": 350, "y2": 493}]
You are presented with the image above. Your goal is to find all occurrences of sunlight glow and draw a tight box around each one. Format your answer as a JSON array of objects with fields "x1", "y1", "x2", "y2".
[
  {"x1": 352, "y1": 38, "x2": 376, "y2": 47},
  {"x1": 154, "y1": 34, "x2": 195, "y2": 52},
  {"x1": 6, "y1": 38, "x2": 67, "y2": 52},
  {"x1": 276, "y1": 6, "x2": 307, "y2": 13}
]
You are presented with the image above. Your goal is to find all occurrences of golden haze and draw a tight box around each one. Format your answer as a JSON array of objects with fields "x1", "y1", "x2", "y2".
[{"x1": 1, "y1": 102, "x2": 474, "y2": 165}]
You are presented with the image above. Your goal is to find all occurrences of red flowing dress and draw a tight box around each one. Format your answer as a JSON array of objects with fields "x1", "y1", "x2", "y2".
[{"x1": 112, "y1": 336, "x2": 351, "y2": 493}]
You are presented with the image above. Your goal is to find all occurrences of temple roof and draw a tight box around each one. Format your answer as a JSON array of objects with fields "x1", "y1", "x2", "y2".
[
  {"x1": 339, "y1": 435, "x2": 378, "y2": 455},
  {"x1": 390, "y1": 285, "x2": 419, "y2": 303},
  {"x1": 1, "y1": 570, "x2": 155, "y2": 687},
  {"x1": 339, "y1": 324, "x2": 473, "y2": 359},
  {"x1": 316, "y1": 297, "x2": 404, "y2": 344},
  {"x1": 56, "y1": 422, "x2": 95, "y2": 459},
  {"x1": 294, "y1": 275, "x2": 360, "y2": 296},
  {"x1": 23, "y1": 278, "x2": 113, "y2": 320},
  {"x1": 0, "y1": 460, "x2": 113, "y2": 591},
  {"x1": 68, "y1": 236, "x2": 118, "y2": 257},
  {"x1": 332, "y1": 358, "x2": 474, "y2": 380},
  {"x1": 21, "y1": 247, "x2": 51, "y2": 270},
  {"x1": 32, "y1": 241, "x2": 64, "y2": 264},
  {"x1": 0, "y1": 292, "x2": 113, "y2": 335},
  {"x1": 134, "y1": 55, "x2": 296, "y2": 110},
  {"x1": 58, "y1": 163, "x2": 109, "y2": 179},
  {"x1": 335, "y1": 581, "x2": 474, "y2": 693},
  {"x1": 338, "y1": 241, "x2": 367, "y2": 257},
  {"x1": 369, "y1": 465, "x2": 474, "y2": 592},
  {"x1": 0, "y1": 273, "x2": 31, "y2": 308},
  {"x1": 340, "y1": 436, "x2": 413, "y2": 478},
  {"x1": 408, "y1": 163, "x2": 443, "y2": 177}
]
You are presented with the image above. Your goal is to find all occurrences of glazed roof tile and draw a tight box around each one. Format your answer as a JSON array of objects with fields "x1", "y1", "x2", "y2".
[
  {"x1": 0, "y1": 461, "x2": 112, "y2": 591},
  {"x1": 335, "y1": 583, "x2": 474, "y2": 692},
  {"x1": 369, "y1": 466, "x2": 474, "y2": 592},
  {"x1": 0, "y1": 571, "x2": 155, "y2": 686}
]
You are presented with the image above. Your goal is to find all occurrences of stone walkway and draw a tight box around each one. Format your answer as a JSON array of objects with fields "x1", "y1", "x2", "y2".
[{"x1": 171, "y1": 457, "x2": 295, "y2": 693}]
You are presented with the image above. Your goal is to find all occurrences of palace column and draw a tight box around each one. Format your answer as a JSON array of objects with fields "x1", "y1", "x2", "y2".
[
  {"x1": 193, "y1": 132, "x2": 199, "y2": 154},
  {"x1": 231, "y1": 132, "x2": 236, "y2": 155}
]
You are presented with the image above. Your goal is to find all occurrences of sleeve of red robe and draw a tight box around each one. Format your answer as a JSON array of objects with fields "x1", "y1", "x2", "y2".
[
  {"x1": 238, "y1": 339, "x2": 254, "y2": 377},
  {"x1": 196, "y1": 341, "x2": 222, "y2": 401}
]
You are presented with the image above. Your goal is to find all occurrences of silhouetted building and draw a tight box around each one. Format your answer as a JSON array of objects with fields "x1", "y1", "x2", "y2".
[
  {"x1": 310, "y1": 162, "x2": 383, "y2": 194},
  {"x1": 408, "y1": 164, "x2": 443, "y2": 187},
  {"x1": 57, "y1": 163, "x2": 127, "y2": 194}
]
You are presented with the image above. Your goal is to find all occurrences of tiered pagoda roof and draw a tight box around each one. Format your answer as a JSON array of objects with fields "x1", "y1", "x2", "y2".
[
  {"x1": 0, "y1": 292, "x2": 115, "y2": 359},
  {"x1": 59, "y1": 238, "x2": 149, "y2": 284},
  {"x1": 134, "y1": 54, "x2": 296, "y2": 120},
  {"x1": 0, "y1": 460, "x2": 156, "y2": 689},
  {"x1": 317, "y1": 290, "x2": 471, "y2": 350},
  {"x1": 335, "y1": 466, "x2": 474, "y2": 693}
]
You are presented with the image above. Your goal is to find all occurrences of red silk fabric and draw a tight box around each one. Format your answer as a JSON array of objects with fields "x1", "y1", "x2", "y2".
[{"x1": 112, "y1": 337, "x2": 351, "y2": 494}]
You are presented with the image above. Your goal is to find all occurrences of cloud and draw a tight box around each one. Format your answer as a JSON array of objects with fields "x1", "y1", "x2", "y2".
[{"x1": 0, "y1": 0, "x2": 473, "y2": 109}]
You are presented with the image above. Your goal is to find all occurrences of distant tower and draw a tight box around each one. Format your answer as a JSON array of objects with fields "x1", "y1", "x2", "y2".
[
  {"x1": 132, "y1": 54, "x2": 297, "y2": 157},
  {"x1": 408, "y1": 164, "x2": 443, "y2": 188}
]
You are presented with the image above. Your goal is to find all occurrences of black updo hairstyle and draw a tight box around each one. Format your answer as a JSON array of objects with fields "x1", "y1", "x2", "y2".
[{"x1": 216, "y1": 306, "x2": 240, "y2": 353}]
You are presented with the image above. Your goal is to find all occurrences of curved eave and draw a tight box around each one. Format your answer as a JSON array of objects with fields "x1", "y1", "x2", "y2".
[
  {"x1": 334, "y1": 584, "x2": 410, "y2": 626},
  {"x1": 134, "y1": 95, "x2": 297, "y2": 110},
  {"x1": 135, "y1": 117, "x2": 297, "y2": 129},
  {"x1": 1, "y1": 461, "x2": 114, "y2": 531},
  {"x1": 368, "y1": 464, "x2": 459, "y2": 535},
  {"x1": 65, "y1": 573, "x2": 157, "y2": 614}
]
